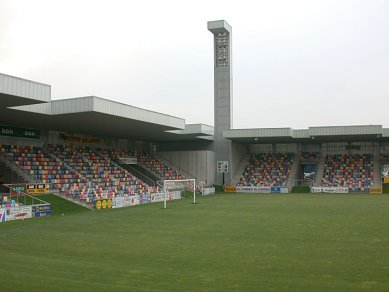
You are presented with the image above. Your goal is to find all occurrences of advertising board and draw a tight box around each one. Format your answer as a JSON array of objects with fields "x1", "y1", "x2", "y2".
[
  {"x1": 7, "y1": 206, "x2": 32, "y2": 221},
  {"x1": 0, "y1": 209, "x2": 6, "y2": 223},
  {"x1": 217, "y1": 161, "x2": 229, "y2": 173},
  {"x1": 236, "y1": 186, "x2": 272, "y2": 193},
  {"x1": 26, "y1": 184, "x2": 47, "y2": 194},
  {"x1": 32, "y1": 204, "x2": 52, "y2": 218},
  {"x1": 311, "y1": 187, "x2": 349, "y2": 193},
  {"x1": 202, "y1": 187, "x2": 216, "y2": 196},
  {"x1": 223, "y1": 186, "x2": 236, "y2": 193},
  {"x1": 96, "y1": 199, "x2": 113, "y2": 210}
]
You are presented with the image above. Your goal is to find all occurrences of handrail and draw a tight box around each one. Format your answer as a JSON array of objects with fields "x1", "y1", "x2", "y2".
[
  {"x1": 155, "y1": 153, "x2": 193, "y2": 179},
  {"x1": 126, "y1": 164, "x2": 156, "y2": 187}
]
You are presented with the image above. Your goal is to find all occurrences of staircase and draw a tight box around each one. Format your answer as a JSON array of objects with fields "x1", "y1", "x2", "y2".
[
  {"x1": 122, "y1": 164, "x2": 158, "y2": 187},
  {"x1": 156, "y1": 154, "x2": 193, "y2": 179},
  {"x1": 372, "y1": 154, "x2": 381, "y2": 187},
  {"x1": 231, "y1": 155, "x2": 250, "y2": 185},
  {"x1": 0, "y1": 154, "x2": 39, "y2": 184},
  {"x1": 313, "y1": 153, "x2": 326, "y2": 187},
  {"x1": 287, "y1": 152, "x2": 301, "y2": 191},
  {"x1": 52, "y1": 192, "x2": 94, "y2": 209}
]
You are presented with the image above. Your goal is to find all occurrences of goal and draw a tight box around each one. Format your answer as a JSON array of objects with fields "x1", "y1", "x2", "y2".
[{"x1": 163, "y1": 179, "x2": 196, "y2": 209}]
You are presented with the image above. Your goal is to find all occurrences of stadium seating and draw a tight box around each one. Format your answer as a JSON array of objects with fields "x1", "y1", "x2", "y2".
[
  {"x1": 300, "y1": 152, "x2": 319, "y2": 161},
  {"x1": 132, "y1": 150, "x2": 184, "y2": 180},
  {"x1": 49, "y1": 145, "x2": 151, "y2": 202},
  {"x1": 97, "y1": 148, "x2": 159, "y2": 193},
  {"x1": 237, "y1": 152, "x2": 294, "y2": 187},
  {"x1": 0, "y1": 144, "x2": 78, "y2": 190},
  {"x1": 0, "y1": 144, "x2": 155, "y2": 204},
  {"x1": 320, "y1": 154, "x2": 373, "y2": 192}
]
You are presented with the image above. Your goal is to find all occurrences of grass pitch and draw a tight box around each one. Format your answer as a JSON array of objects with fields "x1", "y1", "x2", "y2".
[{"x1": 1, "y1": 193, "x2": 389, "y2": 291}]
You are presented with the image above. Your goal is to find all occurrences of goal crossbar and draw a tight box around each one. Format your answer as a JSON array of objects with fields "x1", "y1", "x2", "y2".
[{"x1": 163, "y1": 179, "x2": 196, "y2": 209}]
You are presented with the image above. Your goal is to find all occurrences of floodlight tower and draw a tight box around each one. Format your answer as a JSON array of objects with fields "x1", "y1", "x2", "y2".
[{"x1": 208, "y1": 20, "x2": 233, "y2": 185}]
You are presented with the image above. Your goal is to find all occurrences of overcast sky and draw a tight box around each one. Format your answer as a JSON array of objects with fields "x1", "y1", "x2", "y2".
[{"x1": 1, "y1": 0, "x2": 389, "y2": 129}]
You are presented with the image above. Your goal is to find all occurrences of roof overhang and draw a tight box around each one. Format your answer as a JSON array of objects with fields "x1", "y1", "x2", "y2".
[
  {"x1": 5, "y1": 96, "x2": 192, "y2": 141},
  {"x1": 224, "y1": 125, "x2": 389, "y2": 144},
  {"x1": 0, "y1": 73, "x2": 50, "y2": 108}
]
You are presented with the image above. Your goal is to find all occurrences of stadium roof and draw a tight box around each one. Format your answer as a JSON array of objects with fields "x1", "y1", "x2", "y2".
[
  {"x1": 224, "y1": 125, "x2": 389, "y2": 143},
  {"x1": 0, "y1": 73, "x2": 213, "y2": 142},
  {"x1": 0, "y1": 73, "x2": 50, "y2": 107},
  {"x1": 2, "y1": 72, "x2": 388, "y2": 144}
]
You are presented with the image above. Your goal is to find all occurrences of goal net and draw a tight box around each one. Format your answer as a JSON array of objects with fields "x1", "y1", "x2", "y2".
[{"x1": 163, "y1": 179, "x2": 196, "y2": 209}]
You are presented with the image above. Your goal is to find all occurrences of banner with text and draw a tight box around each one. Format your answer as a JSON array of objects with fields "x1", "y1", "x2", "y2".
[
  {"x1": 311, "y1": 187, "x2": 349, "y2": 193},
  {"x1": 6, "y1": 206, "x2": 32, "y2": 221},
  {"x1": 169, "y1": 191, "x2": 182, "y2": 200},
  {"x1": 0, "y1": 125, "x2": 40, "y2": 139},
  {"x1": 8, "y1": 184, "x2": 26, "y2": 195},
  {"x1": 26, "y1": 184, "x2": 47, "y2": 194},
  {"x1": 151, "y1": 193, "x2": 164, "y2": 203},
  {"x1": 202, "y1": 187, "x2": 216, "y2": 196},
  {"x1": 236, "y1": 186, "x2": 289, "y2": 194},
  {"x1": 96, "y1": 199, "x2": 113, "y2": 210},
  {"x1": 0, "y1": 209, "x2": 6, "y2": 223},
  {"x1": 112, "y1": 196, "x2": 140, "y2": 209},
  {"x1": 224, "y1": 186, "x2": 237, "y2": 193},
  {"x1": 32, "y1": 204, "x2": 51, "y2": 218},
  {"x1": 236, "y1": 186, "x2": 271, "y2": 193}
]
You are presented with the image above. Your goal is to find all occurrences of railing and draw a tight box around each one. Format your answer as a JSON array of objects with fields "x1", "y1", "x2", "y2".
[
  {"x1": 0, "y1": 155, "x2": 39, "y2": 183},
  {"x1": 155, "y1": 154, "x2": 193, "y2": 179},
  {"x1": 126, "y1": 164, "x2": 156, "y2": 187},
  {"x1": 293, "y1": 179, "x2": 314, "y2": 187}
]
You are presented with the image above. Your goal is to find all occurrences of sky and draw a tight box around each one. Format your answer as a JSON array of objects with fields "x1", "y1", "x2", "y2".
[{"x1": 1, "y1": 0, "x2": 389, "y2": 129}]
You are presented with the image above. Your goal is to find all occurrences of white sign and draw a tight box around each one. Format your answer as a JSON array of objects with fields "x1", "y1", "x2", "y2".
[
  {"x1": 202, "y1": 187, "x2": 216, "y2": 196},
  {"x1": 217, "y1": 161, "x2": 229, "y2": 173},
  {"x1": 151, "y1": 193, "x2": 164, "y2": 203},
  {"x1": 118, "y1": 157, "x2": 137, "y2": 165},
  {"x1": 112, "y1": 195, "x2": 140, "y2": 208},
  {"x1": 236, "y1": 186, "x2": 272, "y2": 193},
  {"x1": 6, "y1": 206, "x2": 32, "y2": 221},
  {"x1": 235, "y1": 186, "x2": 289, "y2": 193},
  {"x1": 311, "y1": 187, "x2": 349, "y2": 193},
  {"x1": 280, "y1": 188, "x2": 289, "y2": 193}
]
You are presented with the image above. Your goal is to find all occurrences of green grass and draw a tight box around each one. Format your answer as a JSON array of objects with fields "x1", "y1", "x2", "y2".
[{"x1": 1, "y1": 193, "x2": 389, "y2": 291}]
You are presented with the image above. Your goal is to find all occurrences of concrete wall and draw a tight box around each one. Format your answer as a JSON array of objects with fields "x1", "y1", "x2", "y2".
[
  {"x1": 231, "y1": 142, "x2": 246, "y2": 178},
  {"x1": 251, "y1": 143, "x2": 299, "y2": 153},
  {"x1": 157, "y1": 150, "x2": 216, "y2": 186},
  {"x1": 157, "y1": 141, "x2": 213, "y2": 152},
  {"x1": 321, "y1": 142, "x2": 379, "y2": 154},
  {"x1": 301, "y1": 144, "x2": 320, "y2": 153},
  {"x1": 0, "y1": 133, "x2": 47, "y2": 147}
]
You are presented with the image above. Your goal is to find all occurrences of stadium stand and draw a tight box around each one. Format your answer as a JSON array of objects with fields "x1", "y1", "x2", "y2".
[
  {"x1": 132, "y1": 150, "x2": 184, "y2": 181},
  {"x1": 320, "y1": 153, "x2": 374, "y2": 192},
  {"x1": 237, "y1": 152, "x2": 294, "y2": 187},
  {"x1": 0, "y1": 144, "x2": 161, "y2": 204},
  {"x1": 381, "y1": 154, "x2": 389, "y2": 178},
  {"x1": 300, "y1": 152, "x2": 319, "y2": 161},
  {"x1": 0, "y1": 144, "x2": 76, "y2": 189}
]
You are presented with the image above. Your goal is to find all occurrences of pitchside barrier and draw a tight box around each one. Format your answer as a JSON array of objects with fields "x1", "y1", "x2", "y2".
[
  {"x1": 311, "y1": 187, "x2": 349, "y2": 194},
  {"x1": 224, "y1": 186, "x2": 236, "y2": 192},
  {"x1": 0, "y1": 189, "x2": 51, "y2": 223},
  {"x1": 103, "y1": 191, "x2": 182, "y2": 209},
  {"x1": 201, "y1": 187, "x2": 215, "y2": 196},
  {"x1": 369, "y1": 187, "x2": 383, "y2": 194},
  {"x1": 223, "y1": 186, "x2": 288, "y2": 193}
]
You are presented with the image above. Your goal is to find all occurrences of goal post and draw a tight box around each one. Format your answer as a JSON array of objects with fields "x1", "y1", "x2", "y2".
[{"x1": 163, "y1": 179, "x2": 196, "y2": 209}]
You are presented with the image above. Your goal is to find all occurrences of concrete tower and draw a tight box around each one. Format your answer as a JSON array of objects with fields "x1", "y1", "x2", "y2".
[{"x1": 208, "y1": 20, "x2": 233, "y2": 185}]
